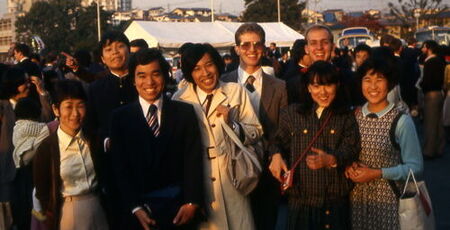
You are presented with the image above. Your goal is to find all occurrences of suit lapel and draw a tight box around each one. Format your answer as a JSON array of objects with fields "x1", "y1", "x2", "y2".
[
  {"x1": 260, "y1": 73, "x2": 275, "y2": 116},
  {"x1": 222, "y1": 70, "x2": 239, "y2": 83}
]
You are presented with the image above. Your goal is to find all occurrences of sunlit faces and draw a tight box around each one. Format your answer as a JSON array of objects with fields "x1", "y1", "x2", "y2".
[
  {"x1": 134, "y1": 61, "x2": 165, "y2": 104},
  {"x1": 191, "y1": 53, "x2": 219, "y2": 94},
  {"x1": 308, "y1": 80, "x2": 337, "y2": 108},
  {"x1": 362, "y1": 70, "x2": 389, "y2": 112},
  {"x1": 305, "y1": 29, "x2": 334, "y2": 63},
  {"x1": 53, "y1": 99, "x2": 86, "y2": 136},
  {"x1": 235, "y1": 32, "x2": 264, "y2": 70},
  {"x1": 355, "y1": 50, "x2": 369, "y2": 68},
  {"x1": 101, "y1": 41, "x2": 129, "y2": 71}
]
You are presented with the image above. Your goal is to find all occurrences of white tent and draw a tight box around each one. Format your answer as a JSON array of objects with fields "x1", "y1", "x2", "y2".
[{"x1": 124, "y1": 21, "x2": 304, "y2": 49}]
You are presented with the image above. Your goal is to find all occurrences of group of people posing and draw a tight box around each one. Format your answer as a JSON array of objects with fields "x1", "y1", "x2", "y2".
[{"x1": 1, "y1": 22, "x2": 439, "y2": 230}]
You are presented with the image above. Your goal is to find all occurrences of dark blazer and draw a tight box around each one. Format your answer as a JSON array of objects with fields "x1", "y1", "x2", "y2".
[
  {"x1": 86, "y1": 72, "x2": 138, "y2": 149},
  {"x1": 16, "y1": 58, "x2": 41, "y2": 77},
  {"x1": 110, "y1": 97, "x2": 204, "y2": 224},
  {"x1": 33, "y1": 130, "x2": 103, "y2": 230},
  {"x1": 421, "y1": 56, "x2": 446, "y2": 93},
  {"x1": 221, "y1": 69, "x2": 287, "y2": 230}
]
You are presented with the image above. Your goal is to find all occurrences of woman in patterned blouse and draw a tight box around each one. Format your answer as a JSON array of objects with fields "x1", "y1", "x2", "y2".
[
  {"x1": 269, "y1": 61, "x2": 360, "y2": 229},
  {"x1": 346, "y1": 57, "x2": 423, "y2": 230}
]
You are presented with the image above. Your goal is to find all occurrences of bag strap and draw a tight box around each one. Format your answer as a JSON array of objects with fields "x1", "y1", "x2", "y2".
[
  {"x1": 290, "y1": 111, "x2": 333, "y2": 170},
  {"x1": 387, "y1": 111, "x2": 405, "y2": 198},
  {"x1": 218, "y1": 118, "x2": 262, "y2": 170},
  {"x1": 219, "y1": 119, "x2": 247, "y2": 153}
]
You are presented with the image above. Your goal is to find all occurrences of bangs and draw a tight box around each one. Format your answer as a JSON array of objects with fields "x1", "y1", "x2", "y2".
[{"x1": 310, "y1": 72, "x2": 339, "y2": 85}]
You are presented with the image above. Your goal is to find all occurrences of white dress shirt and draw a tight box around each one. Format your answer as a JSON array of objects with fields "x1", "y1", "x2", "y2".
[
  {"x1": 237, "y1": 66, "x2": 263, "y2": 115},
  {"x1": 58, "y1": 128, "x2": 97, "y2": 197}
]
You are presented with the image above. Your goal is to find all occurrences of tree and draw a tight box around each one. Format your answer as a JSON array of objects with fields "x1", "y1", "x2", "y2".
[
  {"x1": 16, "y1": 0, "x2": 112, "y2": 53},
  {"x1": 341, "y1": 15, "x2": 385, "y2": 37},
  {"x1": 242, "y1": 0, "x2": 306, "y2": 31},
  {"x1": 388, "y1": 0, "x2": 448, "y2": 29}
]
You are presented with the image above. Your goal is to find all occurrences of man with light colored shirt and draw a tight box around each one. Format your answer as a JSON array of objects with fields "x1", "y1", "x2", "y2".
[
  {"x1": 110, "y1": 48, "x2": 203, "y2": 230},
  {"x1": 221, "y1": 22, "x2": 288, "y2": 230}
]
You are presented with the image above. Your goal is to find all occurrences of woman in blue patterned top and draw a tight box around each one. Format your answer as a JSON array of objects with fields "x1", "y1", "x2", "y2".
[{"x1": 346, "y1": 57, "x2": 423, "y2": 230}]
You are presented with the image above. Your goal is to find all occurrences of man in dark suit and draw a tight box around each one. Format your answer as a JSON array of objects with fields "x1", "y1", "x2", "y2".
[
  {"x1": 13, "y1": 43, "x2": 41, "y2": 77},
  {"x1": 110, "y1": 48, "x2": 203, "y2": 230},
  {"x1": 221, "y1": 22, "x2": 288, "y2": 230}
]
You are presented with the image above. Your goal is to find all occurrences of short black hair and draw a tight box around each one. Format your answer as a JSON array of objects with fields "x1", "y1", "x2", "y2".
[
  {"x1": 0, "y1": 67, "x2": 28, "y2": 100},
  {"x1": 356, "y1": 57, "x2": 397, "y2": 91},
  {"x1": 354, "y1": 44, "x2": 372, "y2": 56},
  {"x1": 74, "y1": 49, "x2": 92, "y2": 68},
  {"x1": 14, "y1": 97, "x2": 41, "y2": 121},
  {"x1": 380, "y1": 34, "x2": 395, "y2": 47},
  {"x1": 390, "y1": 38, "x2": 403, "y2": 52},
  {"x1": 130, "y1": 39, "x2": 149, "y2": 49},
  {"x1": 51, "y1": 80, "x2": 87, "y2": 107},
  {"x1": 290, "y1": 39, "x2": 307, "y2": 64},
  {"x1": 235, "y1": 23, "x2": 266, "y2": 45},
  {"x1": 181, "y1": 43, "x2": 224, "y2": 83},
  {"x1": 98, "y1": 30, "x2": 130, "y2": 55},
  {"x1": 178, "y1": 42, "x2": 194, "y2": 55},
  {"x1": 298, "y1": 61, "x2": 349, "y2": 113},
  {"x1": 14, "y1": 43, "x2": 31, "y2": 57},
  {"x1": 422, "y1": 40, "x2": 439, "y2": 54},
  {"x1": 128, "y1": 48, "x2": 171, "y2": 89}
]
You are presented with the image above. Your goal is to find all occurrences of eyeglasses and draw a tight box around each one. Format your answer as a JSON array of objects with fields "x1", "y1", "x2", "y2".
[{"x1": 238, "y1": 41, "x2": 264, "y2": 51}]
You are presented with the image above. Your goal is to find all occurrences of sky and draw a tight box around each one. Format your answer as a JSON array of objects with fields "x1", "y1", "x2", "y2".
[
  {"x1": 0, "y1": 0, "x2": 419, "y2": 16},
  {"x1": 134, "y1": 0, "x2": 393, "y2": 15}
]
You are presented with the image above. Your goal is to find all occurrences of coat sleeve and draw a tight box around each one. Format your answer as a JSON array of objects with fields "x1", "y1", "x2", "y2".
[
  {"x1": 234, "y1": 85, "x2": 263, "y2": 146},
  {"x1": 268, "y1": 107, "x2": 292, "y2": 161},
  {"x1": 182, "y1": 105, "x2": 204, "y2": 206},
  {"x1": 110, "y1": 110, "x2": 141, "y2": 212},
  {"x1": 33, "y1": 140, "x2": 52, "y2": 214}
]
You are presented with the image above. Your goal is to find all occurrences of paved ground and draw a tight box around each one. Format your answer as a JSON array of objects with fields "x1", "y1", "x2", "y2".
[{"x1": 424, "y1": 148, "x2": 450, "y2": 230}]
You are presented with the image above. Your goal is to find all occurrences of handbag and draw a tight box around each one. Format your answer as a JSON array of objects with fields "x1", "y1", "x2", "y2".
[
  {"x1": 219, "y1": 118, "x2": 262, "y2": 196},
  {"x1": 281, "y1": 112, "x2": 333, "y2": 193},
  {"x1": 397, "y1": 169, "x2": 435, "y2": 230}
]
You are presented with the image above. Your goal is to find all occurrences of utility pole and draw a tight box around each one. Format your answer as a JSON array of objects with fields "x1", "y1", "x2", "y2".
[
  {"x1": 277, "y1": 0, "x2": 281, "y2": 22},
  {"x1": 97, "y1": 0, "x2": 101, "y2": 41},
  {"x1": 211, "y1": 0, "x2": 214, "y2": 22}
]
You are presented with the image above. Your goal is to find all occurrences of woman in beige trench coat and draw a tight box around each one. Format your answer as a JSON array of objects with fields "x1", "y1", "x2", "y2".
[{"x1": 173, "y1": 43, "x2": 263, "y2": 230}]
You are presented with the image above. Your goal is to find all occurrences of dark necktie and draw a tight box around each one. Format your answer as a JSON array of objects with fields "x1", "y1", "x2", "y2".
[
  {"x1": 147, "y1": 104, "x2": 160, "y2": 137},
  {"x1": 367, "y1": 113, "x2": 378, "y2": 119},
  {"x1": 245, "y1": 75, "x2": 256, "y2": 93},
  {"x1": 203, "y1": 94, "x2": 213, "y2": 115}
]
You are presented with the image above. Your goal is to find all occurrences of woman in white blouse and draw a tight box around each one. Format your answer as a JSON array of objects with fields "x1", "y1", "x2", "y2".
[{"x1": 33, "y1": 80, "x2": 108, "y2": 230}]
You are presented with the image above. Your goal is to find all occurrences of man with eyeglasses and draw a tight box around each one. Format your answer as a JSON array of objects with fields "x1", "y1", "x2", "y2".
[{"x1": 221, "y1": 22, "x2": 288, "y2": 230}]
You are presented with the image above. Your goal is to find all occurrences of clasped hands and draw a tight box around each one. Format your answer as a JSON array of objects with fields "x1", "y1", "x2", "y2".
[
  {"x1": 344, "y1": 162, "x2": 382, "y2": 183},
  {"x1": 269, "y1": 147, "x2": 337, "y2": 182},
  {"x1": 134, "y1": 203, "x2": 198, "y2": 230}
]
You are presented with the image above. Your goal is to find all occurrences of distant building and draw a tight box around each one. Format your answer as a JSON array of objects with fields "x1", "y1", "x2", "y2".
[
  {"x1": 81, "y1": 0, "x2": 131, "y2": 11},
  {"x1": 171, "y1": 8, "x2": 212, "y2": 17},
  {"x1": 323, "y1": 9, "x2": 344, "y2": 23},
  {"x1": 148, "y1": 7, "x2": 165, "y2": 17}
]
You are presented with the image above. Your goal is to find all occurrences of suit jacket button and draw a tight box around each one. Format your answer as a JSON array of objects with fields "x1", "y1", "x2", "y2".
[
  {"x1": 211, "y1": 177, "x2": 216, "y2": 181},
  {"x1": 211, "y1": 124, "x2": 216, "y2": 128}
]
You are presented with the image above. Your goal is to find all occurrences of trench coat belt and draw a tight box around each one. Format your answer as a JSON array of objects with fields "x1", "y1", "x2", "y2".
[{"x1": 206, "y1": 146, "x2": 218, "y2": 159}]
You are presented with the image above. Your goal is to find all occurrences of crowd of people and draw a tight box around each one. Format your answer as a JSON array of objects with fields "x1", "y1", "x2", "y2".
[{"x1": 0, "y1": 22, "x2": 448, "y2": 230}]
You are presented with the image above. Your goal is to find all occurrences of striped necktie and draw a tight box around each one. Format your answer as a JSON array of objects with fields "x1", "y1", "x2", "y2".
[{"x1": 147, "y1": 104, "x2": 160, "y2": 137}]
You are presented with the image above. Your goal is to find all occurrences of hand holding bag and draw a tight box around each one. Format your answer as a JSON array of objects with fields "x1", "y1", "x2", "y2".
[
  {"x1": 398, "y1": 169, "x2": 435, "y2": 230},
  {"x1": 219, "y1": 118, "x2": 262, "y2": 196}
]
